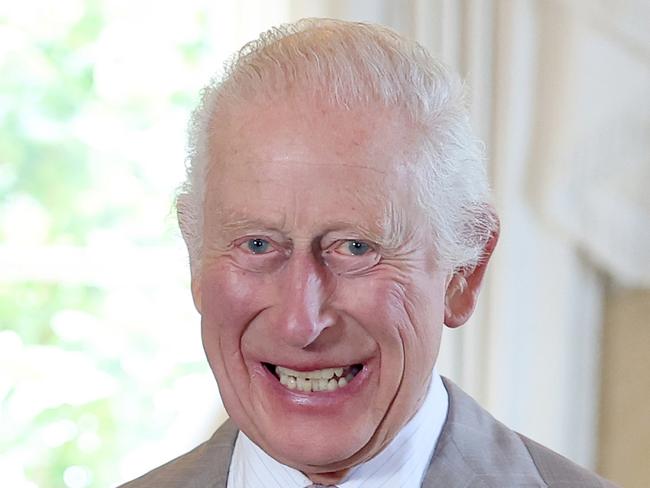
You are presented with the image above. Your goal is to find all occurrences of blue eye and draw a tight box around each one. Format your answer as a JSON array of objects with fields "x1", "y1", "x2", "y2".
[
  {"x1": 247, "y1": 238, "x2": 271, "y2": 254},
  {"x1": 347, "y1": 240, "x2": 370, "y2": 256}
]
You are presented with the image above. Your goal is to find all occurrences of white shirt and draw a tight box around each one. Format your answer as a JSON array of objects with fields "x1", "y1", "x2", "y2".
[{"x1": 227, "y1": 371, "x2": 449, "y2": 488}]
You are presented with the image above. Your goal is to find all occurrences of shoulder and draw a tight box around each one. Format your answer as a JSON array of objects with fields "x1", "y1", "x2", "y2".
[
  {"x1": 518, "y1": 434, "x2": 618, "y2": 488},
  {"x1": 422, "y1": 378, "x2": 618, "y2": 488},
  {"x1": 117, "y1": 420, "x2": 238, "y2": 488}
]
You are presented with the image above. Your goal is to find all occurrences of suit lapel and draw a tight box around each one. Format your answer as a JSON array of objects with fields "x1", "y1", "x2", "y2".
[
  {"x1": 421, "y1": 378, "x2": 547, "y2": 488},
  {"x1": 202, "y1": 419, "x2": 239, "y2": 488},
  {"x1": 421, "y1": 431, "x2": 476, "y2": 488},
  {"x1": 212, "y1": 379, "x2": 547, "y2": 487}
]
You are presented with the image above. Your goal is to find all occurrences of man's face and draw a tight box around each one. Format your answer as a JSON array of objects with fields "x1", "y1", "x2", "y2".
[{"x1": 195, "y1": 97, "x2": 451, "y2": 478}]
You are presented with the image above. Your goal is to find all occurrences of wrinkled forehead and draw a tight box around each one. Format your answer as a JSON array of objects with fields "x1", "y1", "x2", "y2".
[
  {"x1": 212, "y1": 94, "x2": 420, "y2": 169},
  {"x1": 208, "y1": 95, "x2": 424, "y2": 193},
  {"x1": 203, "y1": 96, "x2": 427, "y2": 244}
]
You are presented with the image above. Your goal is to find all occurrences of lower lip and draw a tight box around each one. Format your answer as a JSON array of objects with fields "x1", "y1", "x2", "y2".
[{"x1": 255, "y1": 362, "x2": 372, "y2": 412}]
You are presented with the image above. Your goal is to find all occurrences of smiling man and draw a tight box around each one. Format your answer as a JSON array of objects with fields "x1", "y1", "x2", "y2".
[{"x1": 121, "y1": 18, "x2": 616, "y2": 488}]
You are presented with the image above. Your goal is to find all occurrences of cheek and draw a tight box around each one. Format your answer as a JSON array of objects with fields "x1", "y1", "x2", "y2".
[
  {"x1": 335, "y1": 275, "x2": 437, "y2": 341},
  {"x1": 399, "y1": 277, "x2": 446, "y2": 362},
  {"x1": 334, "y1": 278, "x2": 411, "y2": 390},
  {"x1": 200, "y1": 262, "x2": 273, "y2": 344},
  {"x1": 335, "y1": 273, "x2": 445, "y2": 374}
]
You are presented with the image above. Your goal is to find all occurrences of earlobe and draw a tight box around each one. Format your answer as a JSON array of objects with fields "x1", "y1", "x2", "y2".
[
  {"x1": 444, "y1": 271, "x2": 479, "y2": 328},
  {"x1": 191, "y1": 278, "x2": 202, "y2": 314},
  {"x1": 444, "y1": 219, "x2": 499, "y2": 328}
]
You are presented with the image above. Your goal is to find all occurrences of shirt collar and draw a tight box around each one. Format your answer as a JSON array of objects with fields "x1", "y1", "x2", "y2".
[{"x1": 227, "y1": 370, "x2": 449, "y2": 488}]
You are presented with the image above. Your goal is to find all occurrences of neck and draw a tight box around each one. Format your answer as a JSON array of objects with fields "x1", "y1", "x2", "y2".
[{"x1": 306, "y1": 468, "x2": 350, "y2": 485}]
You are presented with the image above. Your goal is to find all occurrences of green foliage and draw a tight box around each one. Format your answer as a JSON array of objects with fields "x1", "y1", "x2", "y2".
[
  {"x1": 0, "y1": 2, "x2": 101, "y2": 244},
  {"x1": 0, "y1": 282, "x2": 102, "y2": 345},
  {"x1": 0, "y1": 1, "x2": 217, "y2": 486}
]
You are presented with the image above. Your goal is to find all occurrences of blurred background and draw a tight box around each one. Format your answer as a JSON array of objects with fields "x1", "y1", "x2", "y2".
[{"x1": 0, "y1": 1, "x2": 648, "y2": 487}]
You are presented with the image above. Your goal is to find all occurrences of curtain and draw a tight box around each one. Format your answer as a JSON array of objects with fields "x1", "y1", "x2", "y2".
[{"x1": 285, "y1": 0, "x2": 650, "y2": 469}]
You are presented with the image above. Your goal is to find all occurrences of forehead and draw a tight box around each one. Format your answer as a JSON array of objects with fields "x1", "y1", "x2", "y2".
[
  {"x1": 214, "y1": 95, "x2": 417, "y2": 168},
  {"x1": 205, "y1": 98, "x2": 423, "y2": 234}
]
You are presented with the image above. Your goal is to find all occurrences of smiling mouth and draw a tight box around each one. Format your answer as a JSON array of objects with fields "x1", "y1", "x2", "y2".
[{"x1": 263, "y1": 363, "x2": 363, "y2": 392}]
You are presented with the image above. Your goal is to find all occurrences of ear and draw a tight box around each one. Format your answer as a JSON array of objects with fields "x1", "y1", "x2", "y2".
[
  {"x1": 444, "y1": 216, "x2": 499, "y2": 328},
  {"x1": 176, "y1": 194, "x2": 203, "y2": 314},
  {"x1": 191, "y1": 277, "x2": 202, "y2": 314}
]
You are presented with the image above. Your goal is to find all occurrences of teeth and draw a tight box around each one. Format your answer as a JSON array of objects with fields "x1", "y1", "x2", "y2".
[{"x1": 275, "y1": 365, "x2": 360, "y2": 393}]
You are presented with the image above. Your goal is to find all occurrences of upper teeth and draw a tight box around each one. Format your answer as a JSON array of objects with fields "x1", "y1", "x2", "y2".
[
  {"x1": 276, "y1": 366, "x2": 354, "y2": 392},
  {"x1": 276, "y1": 366, "x2": 343, "y2": 379}
]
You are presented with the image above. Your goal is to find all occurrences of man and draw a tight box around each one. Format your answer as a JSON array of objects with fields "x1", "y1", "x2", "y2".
[{"x1": 121, "y1": 18, "x2": 616, "y2": 488}]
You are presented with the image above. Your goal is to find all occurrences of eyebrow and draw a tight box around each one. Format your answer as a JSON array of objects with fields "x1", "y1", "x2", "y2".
[
  {"x1": 208, "y1": 202, "x2": 413, "y2": 251},
  {"x1": 210, "y1": 207, "x2": 289, "y2": 234},
  {"x1": 320, "y1": 213, "x2": 409, "y2": 251}
]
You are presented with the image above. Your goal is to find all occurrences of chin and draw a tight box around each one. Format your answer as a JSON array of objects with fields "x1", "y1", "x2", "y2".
[
  {"x1": 260, "y1": 421, "x2": 371, "y2": 470},
  {"x1": 229, "y1": 357, "x2": 384, "y2": 466},
  {"x1": 219, "y1": 355, "x2": 393, "y2": 472}
]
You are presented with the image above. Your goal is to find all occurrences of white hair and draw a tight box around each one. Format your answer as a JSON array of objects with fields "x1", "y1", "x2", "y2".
[{"x1": 177, "y1": 18, "x2": 497, "y2": 278}]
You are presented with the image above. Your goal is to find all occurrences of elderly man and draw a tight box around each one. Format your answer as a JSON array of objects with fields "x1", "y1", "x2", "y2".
[{"x1": 122, "y1": 18, "x2": 615, "y2": 488}]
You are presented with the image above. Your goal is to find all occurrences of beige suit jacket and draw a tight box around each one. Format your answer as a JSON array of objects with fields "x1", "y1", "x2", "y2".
[{"x1": 119, "y1": 378, "x2": 618, "y2": 487}]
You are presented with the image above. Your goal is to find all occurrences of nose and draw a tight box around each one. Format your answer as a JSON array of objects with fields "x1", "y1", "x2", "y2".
[{"x1": 275, "y1": 251, "x2": 336, "y2": 349}]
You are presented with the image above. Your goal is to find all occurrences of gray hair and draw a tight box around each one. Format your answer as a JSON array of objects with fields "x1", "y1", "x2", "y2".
[{"x1": 177, "y1": 18, "x2": 497, "y2": 278}]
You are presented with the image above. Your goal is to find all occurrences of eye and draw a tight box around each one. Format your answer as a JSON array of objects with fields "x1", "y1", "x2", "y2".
[
  {"x1": 246, "y1": 238, "x2": 271, "y2": 254},
  {"x1": 323, "y1": 239, "x2": 380, "y2": 274},
  {"x1": 344, "y1": 240, "x2": 371, "y2": 256}
]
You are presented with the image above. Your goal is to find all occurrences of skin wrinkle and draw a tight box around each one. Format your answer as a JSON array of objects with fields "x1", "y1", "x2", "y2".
[
  {"x1": 176, "y1": 21, "x2": 503, "y2": 485},
  {"x1": 318, "y1": 300, "x2": 410, "y2": 479},
  {"x1": 200, "y1": 106, "x2": 417, "y2": 259},
  {"x1": 210, "y1": 333, "x2": 245, "y2": 422},
  {"x1": 192, "y1": 94, "x2": 497, "y2": 484},
  {"x1": 205, "y1": 204, "x2": 412, "y2": 259},
  {"x1": 180, "y1": 20, "x2": 498, "y2": 281},
  {"x1": 310, "y1": 259, "x2": 429, "y2": 477},
  {"x1": 204, "y1": 176, "x2": 416, "y2": 259}
]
